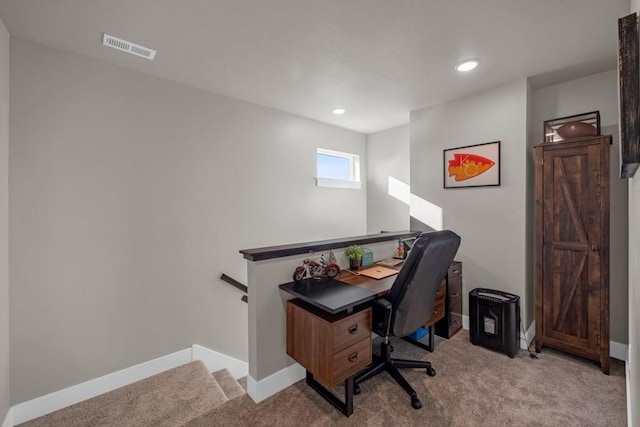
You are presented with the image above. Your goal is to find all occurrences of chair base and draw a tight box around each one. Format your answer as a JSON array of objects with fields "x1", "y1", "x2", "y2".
[{"x1": 354, "y1": 340, "x2": 435, "y2": 409}]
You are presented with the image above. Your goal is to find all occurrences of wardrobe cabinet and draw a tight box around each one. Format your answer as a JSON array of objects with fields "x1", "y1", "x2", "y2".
[{"x1": 534, "y1": 135, "x2": 610, "y2": 374}]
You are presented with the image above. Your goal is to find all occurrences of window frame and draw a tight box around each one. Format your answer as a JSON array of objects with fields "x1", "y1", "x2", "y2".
[{"x1": 316, "y1": 148, "x2": 362, "y2": 189}]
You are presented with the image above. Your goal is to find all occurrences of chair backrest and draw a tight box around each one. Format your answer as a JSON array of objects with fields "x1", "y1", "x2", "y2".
[{"x1": 387, "y1": 230, "x2": 461, "y2": 337}]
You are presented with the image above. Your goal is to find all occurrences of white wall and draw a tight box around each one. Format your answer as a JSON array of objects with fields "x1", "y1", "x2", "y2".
[
  {"x1": 532, "y1": 69, "x2": 628, "y2": 344},
  {"x1": 9, "y1": 38, "x2": 367, "y2": 404},
  {"x1": 630, "y1": 175, "x2": 639, "y2": 427},
  {"x1": 410, "y1": 80, "x2": 531, "y2": 324},
  {"x1": 0, "y1": 15, "x2": 10, "y2": 426},
  {"x1": 366, "y1": 124, "x2": 410, "y2": 234},
  {"x1": 628, "y1": 2, "x2": 639, "y2": 425}
]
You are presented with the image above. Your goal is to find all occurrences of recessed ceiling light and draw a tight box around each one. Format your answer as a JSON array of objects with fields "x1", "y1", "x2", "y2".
[
  {"x1": 455, "y1": 60, "x2": 479, "y2": 72},
  {"x1": 332, "y1": 107, "x2": 346, "y2": 115}
]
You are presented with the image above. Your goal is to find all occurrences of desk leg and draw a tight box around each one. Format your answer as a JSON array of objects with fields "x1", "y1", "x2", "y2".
[
  {"x1": 305, "y1": 371, "x2": 354, "y2": 417},
  {"x1": 402, "y1": 325, "x2": 435, "y2": 352}
]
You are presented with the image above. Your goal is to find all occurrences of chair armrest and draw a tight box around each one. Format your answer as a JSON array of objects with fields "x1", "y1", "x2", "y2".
[{"x1": 372, "y1": 298, "x2": 393, "y2": 337}]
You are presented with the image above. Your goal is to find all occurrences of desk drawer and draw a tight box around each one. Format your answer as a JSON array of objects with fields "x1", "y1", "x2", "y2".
[
  {"x1": 332, "y1": 336, "x2": 372, "y2": 385},
  {"x1": 448, "y1": 275, "x2": 462, "y2": 305},
  {"x1": 333, "y1": 308, "x2": 372, "y2": 353},
  {"x1": 435, "y1": 261, "x2": 463, "y2": 339},
  {"x1": 286, "y1": 300, "x2": 372, "y2": 388},
  {"x1": 424, "y1": 280, "x2": 446, "y2": 326},
  {"x1": 448, "y1": 262, "x2": 462, "y2": 278},
  {"x1": 448, "y1": 300, "x2": 462, "y2": 335}
]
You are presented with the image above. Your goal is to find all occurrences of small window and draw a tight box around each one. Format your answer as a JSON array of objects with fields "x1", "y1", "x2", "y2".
[{"x1": 316, "y1": 148, "x2": 361, "y2": 189}]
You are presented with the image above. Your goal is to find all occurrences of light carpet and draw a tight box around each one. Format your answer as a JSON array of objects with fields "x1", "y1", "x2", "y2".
[
  {"x1": 188, "y1": 331, "x2": 626, "y2": 426},
  {"x1": 19, "y1": 361, "x2": 233, "y2": 427}
]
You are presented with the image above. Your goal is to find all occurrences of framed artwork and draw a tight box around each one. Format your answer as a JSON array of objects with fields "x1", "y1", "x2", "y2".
[
  {"x1": 443, "y1": 141, "x2": 500, "y2": 188},
  {"x1": 618, "y1": 13, "x2": 640, "y2": 178}
]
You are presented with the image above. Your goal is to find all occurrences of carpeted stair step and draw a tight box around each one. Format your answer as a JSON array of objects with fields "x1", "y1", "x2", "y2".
[
  {"x1": 212, "y1": 369, "x2": 245, "y2": 401},
  {"x1": 19, "y1": 360, "x2": 230, "y2": 427}
]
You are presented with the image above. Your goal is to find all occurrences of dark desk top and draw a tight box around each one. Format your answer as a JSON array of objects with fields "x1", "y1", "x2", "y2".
[
  {"x1": 279, "y1": 264, "x2": 404, "y2": 314},
  {"x1": 279, "y1": 278, "x2": 377, "y2": 314},
  {"x1": 240, "y1": 231, "x2": 419, "y2": 261}
]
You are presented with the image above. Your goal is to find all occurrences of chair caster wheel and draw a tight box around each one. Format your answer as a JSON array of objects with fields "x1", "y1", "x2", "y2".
[
  {"x1": 411, "y1": 397, "x2": 422, "y2": 409},
  {"x1": 426, "y1": 367, "x2": 436, "y2": 377},
  {"x1": 354, "y1": 384, "x2": 361, "y2": 395}
]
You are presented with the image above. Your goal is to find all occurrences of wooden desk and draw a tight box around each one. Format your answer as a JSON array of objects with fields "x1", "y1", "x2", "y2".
[
  {"x1": 286, "y1": 299, "x2": 370, "y2": 416},
  {"x1": 336, "y1": 266, "x2": 447, "y2": 350},
  {"x1": 334, "y1": 268, "x2": 398, "y2": 296},
  {"x1": 282, "y1": 264, "x2": 447, "y2": 417}
]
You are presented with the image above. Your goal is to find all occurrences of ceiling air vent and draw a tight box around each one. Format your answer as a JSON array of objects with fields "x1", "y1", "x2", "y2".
[{"x1": 102, "y1": 34, "x2": 156, "y2": 60}]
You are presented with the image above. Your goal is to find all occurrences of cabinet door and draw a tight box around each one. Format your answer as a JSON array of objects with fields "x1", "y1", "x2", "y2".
[{"x1": 539, "y1": 140, "x2": 608, "y2": 363}]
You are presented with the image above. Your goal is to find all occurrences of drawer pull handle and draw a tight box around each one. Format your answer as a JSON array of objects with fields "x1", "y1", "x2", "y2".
[
  {"x1": 451, "y1": 292, "x2": 459, "y2": 298},
  {"x1": 433, "y1": 308, "x2": 438, "y2": 314},
  {"x1": 451, "y1": 269, "x2": 459, "y2": 274},
  {"x1": 348, "y1": 324, "x2": 358, "y2": 334},
  {"x1": 348, "y1": 352, "x2": 358, "y2": 363},
  {"x1": 452, "y1": 320, "x2": 460, "y2": 326},
  {"x1": 436, "y1": 291, "x2": 441, "y2": 296}
]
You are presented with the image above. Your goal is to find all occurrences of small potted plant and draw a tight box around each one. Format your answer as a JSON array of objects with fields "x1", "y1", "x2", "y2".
[{"x1": 345, "y1": 245, "x2": 364, "y2": 270}]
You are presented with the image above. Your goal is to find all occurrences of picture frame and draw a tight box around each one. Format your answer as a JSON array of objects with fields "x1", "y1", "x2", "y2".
[
  {"x1": 618, "y1": 13, "x2": 640, "y2": 178},
  {"x1": 443, "y1": 141, "x2": 500, "y2": 189}
]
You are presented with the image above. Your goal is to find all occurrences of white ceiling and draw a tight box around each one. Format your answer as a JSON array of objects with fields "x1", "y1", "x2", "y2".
[{"x1": 0, "y1": 0, "x2": 631, "y2": 134}]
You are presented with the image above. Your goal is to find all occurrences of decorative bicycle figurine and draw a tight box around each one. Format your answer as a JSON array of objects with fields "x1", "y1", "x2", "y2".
[{"x1": 293, "y1": 251, "x2": 340, "y2": 282}]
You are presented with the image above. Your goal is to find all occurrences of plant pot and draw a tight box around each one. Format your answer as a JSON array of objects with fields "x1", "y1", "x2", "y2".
[{"x1": 349, "y1": 258, "x2": 361, "y2": 270}]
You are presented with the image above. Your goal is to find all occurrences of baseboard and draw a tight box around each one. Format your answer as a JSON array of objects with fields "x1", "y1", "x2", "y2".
[
  {"x1": 2, "y1": 408, "x2": 12, "y2": 427},
  {"x1": 9, "y1": 344, "x2": 248, "y2": 426},
  {"x1": 191, "y1": 345, "x2": 248, "y2": 380},
  {"x1": 462, "y1": 315, "x2": 628, "y2": 358},
  {"x1": 609, "y1": 341, "x2": 628, "y2": 361},
  {"x1": 246, "y1": 363, "x2": 305, "y2": 404}
]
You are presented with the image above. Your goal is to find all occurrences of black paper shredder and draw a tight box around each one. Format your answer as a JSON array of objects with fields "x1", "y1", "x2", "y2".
[{"x1": 469, "y1": 288, "x2": 520, "y2": 358}]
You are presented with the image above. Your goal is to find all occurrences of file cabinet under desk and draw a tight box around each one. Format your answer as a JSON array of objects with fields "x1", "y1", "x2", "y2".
[
  {"x1": 435, "y1": 261, "x2": 463, "y2": 339},
  {"x1": 286, "y1": 299, "x2": 372, "y2": 388}
]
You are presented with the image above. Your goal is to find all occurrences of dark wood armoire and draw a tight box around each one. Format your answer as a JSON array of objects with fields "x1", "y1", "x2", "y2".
[{"x1": 534, "y1": 135, "x2": 610, "y2": 374}]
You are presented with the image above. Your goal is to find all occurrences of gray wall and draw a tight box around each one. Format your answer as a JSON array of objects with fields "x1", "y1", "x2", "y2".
[
  {"x1": 628, "y1": 1, "x2": 639, "y2": 424},
  {"x1": 0, "y1": 15, "x2": 10, "y2": 425},
  {"x1": 532, "y1": 69, "x2": 628, "y2": 344},
  {"x1": 630, "y1": 167, "x2": 639, "y2": 427},
  {"x1": 410, "y1": 80, "x2": 532, "y2": 324},
  {"x1": 366, "y1": 124, "x2": 410, "y2": 234},
  {"x1": 9, "y1": 38, "x2": 366, "y2": 404}
]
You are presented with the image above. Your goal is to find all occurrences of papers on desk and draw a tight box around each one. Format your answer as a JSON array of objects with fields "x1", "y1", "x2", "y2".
[{"x1": 357, "y1": 266, "x2": 400, "y2": 280}]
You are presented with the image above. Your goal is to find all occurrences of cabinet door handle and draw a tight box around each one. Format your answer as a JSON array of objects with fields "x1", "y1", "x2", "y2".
[
  {"x1": 348, "y1": 324, "x2": 358, "y2": 334},
  {"x1": 433, "y1": 308, "x2": 438, "y2": 314},
  {"x1": 451, "y1": 269, "x2": 459, "y2": 274},
  {"x1": 451, "y1": 292, "x2": 459, "y2": 298},
  {"x1": 348, "y1": 352, "x2": 358, "y2": 363}
]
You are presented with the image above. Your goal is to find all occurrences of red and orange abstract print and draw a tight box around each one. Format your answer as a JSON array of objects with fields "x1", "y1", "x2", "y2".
[{"x1": 447, "y1": 153, "x2": 495, "y2": 182}]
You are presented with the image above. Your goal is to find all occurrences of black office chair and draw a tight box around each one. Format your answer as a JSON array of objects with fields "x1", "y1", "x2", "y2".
[{"x1": 354, "y1": 230, "x2": 461, "y2": 409}]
